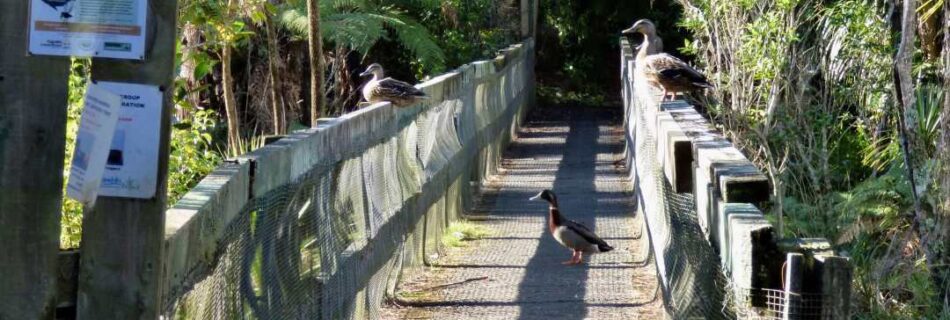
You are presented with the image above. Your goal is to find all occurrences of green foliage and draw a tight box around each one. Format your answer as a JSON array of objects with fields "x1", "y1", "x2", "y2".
[
  {"x1": 442, "y1": 222, "x2": 491, "y2": 248},
  {"x1": 60, "y1": 59, "x2": 91, "y2": 249},
  {"x1": 179, "y1": 0, "x2": 257, "y2": 47},
  {"x1": 168, "y1": 108, "x2": 224, "y2": 205},
  {"x1": 535, "y1": 0, "x2": 684, "y2": 101},
  {"x1": 537, "y1": 84, "x2": 611, "y2": 108},
  {"x1": 423, "y1": 0, "x2": 514, "y2": 74},
  {"x1": 279, "y1": 0, "x2": 446, "y2": 72},
  {"x1": 679, "y1": 0, "x2": 948, "y2": 316}
]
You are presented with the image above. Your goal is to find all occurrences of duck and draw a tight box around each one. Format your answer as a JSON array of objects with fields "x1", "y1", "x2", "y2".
[
  {"x1": 359, "y1": 63, "x2": 428, "y2": 107},
  {"x1": 625, "y1": 19, "x2": 713, "y2": 101},
  {"x1": 622, "y1": 20, "x2": 663, "y2": 54},
  {"x1": 529, "y1": 190, "x2": 614, "y2": 265}
]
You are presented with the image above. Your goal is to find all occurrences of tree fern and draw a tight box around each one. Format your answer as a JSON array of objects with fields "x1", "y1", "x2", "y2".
[{"x1": 279, "y1": 0, "x2": 446, "y2": 72}]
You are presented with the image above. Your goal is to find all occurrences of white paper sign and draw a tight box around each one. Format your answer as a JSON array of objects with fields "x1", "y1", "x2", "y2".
[
  {"x1": 67, "y1": 84, "x2": 121, "y2": 206},
  {"x1": 28, "y1": 0, "x2": 147, "y2": 60},
  {"x1": 97, "y1": 82, "x2": 162, "y2": 199}
]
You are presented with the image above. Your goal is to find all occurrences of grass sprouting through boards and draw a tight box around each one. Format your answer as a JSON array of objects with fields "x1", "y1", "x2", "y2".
[{"x1": 441, "y1": 222, "x2": 490, "y2": 248}]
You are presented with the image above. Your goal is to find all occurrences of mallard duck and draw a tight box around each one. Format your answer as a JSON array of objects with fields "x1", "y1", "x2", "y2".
[
  {"x1": 359, "y1": 63, "x2": 427, "y2": 107},
  {"x1": 622, "y1": 20, "x2": 663, "y2": 54},
  {"x1": 529, "y1": 190, "x2": 614, "y2": 265},
  {"x1": 626, "y1": 19, "x2": 712, "y2": 101}
]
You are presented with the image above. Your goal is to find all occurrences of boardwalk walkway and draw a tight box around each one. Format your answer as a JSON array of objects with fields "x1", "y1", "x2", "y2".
[{"x1": 386, "y1": 107, "x2": 663, "y2": 319}]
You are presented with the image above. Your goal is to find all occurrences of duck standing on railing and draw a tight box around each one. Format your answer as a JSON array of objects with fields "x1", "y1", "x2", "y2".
[
  {"x1": 530, "y1": 190, "x2": 614, "y2": 265},
  {"x1": 359, "y1": 63, "x2": 428, "y2": 107},
  {"x1": 624, "y1": 19, "x2": 712, "y2": 101}
]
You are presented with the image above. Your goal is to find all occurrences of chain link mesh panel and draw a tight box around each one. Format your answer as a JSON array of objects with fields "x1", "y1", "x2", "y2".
[{"x1": 164, "y1": 39, "x2": 534, "y2": 320}]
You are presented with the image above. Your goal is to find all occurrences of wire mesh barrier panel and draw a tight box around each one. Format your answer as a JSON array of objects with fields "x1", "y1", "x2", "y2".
[
  {"x1": 161, "y1": 39, "x2": 534, "y2": 320},
  {"x1": 620, "y1": 37, "x2": 851, "y2": 320},
  {"x1": 621, "y1": 43, "x2": 732, "y2": 320}
]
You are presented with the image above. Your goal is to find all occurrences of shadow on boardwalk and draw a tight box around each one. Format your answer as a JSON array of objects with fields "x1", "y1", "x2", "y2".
[{"x1": 385, "y1": 106, "x2": 664, "y2": 320}]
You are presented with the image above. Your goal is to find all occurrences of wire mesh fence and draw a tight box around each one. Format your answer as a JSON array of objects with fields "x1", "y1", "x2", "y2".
[
  {"x1": 621, "y1": 37, "x2": 850, "y2": 320},
  {"x1": 162, "y1": 39, "x2": 534, "y2": 320},
  {"x1": 623, "y1": 62, "x2": 732, "y2": 319},
  {"x1": 729, "y1": 288, "x2": 829, "y2": 320}
]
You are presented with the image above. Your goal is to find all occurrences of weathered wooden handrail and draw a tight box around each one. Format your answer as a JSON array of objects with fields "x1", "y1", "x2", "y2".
[{"x1": 160, "y1": 39, "x2": 535, "y2": 318}]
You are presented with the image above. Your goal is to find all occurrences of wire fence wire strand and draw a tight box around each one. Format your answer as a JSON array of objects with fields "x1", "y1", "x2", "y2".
[{"x1": 163, "y1": 40, "x2": 534, "y2": 320}]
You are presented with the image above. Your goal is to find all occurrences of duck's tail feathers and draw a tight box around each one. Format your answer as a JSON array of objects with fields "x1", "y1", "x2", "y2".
[
  {"x1": 597, "y1": 243, "x2": 614, "y2": 253},
  {"x1": 693, "y1": 81, "x2": 714, "y2": 89}
]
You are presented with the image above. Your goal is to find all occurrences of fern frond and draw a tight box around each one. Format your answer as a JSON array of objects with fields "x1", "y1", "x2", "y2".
[{"x1": 278, "y1": 1, "x2": 445, "y2": 71}]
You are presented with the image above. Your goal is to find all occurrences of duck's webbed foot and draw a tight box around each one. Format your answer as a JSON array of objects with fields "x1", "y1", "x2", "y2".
[{"x1": 562, "y1": 250, "x2": 581, "y2": 265}]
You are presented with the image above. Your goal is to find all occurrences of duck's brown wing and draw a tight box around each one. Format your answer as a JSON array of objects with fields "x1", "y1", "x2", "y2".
[
  {"x1": 373, "y1": 78, "x2": 427, "y2": 99},
  {"x1": 649, "y1": 54, "x2": 712, "y2": 91}
]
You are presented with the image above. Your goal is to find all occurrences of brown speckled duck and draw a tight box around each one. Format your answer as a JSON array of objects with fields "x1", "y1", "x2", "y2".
[
  {"x1": 359, "y1": 63, "x2": 427, "y2": 107},
  {"x1": 530, "y1": 190, "x2": 613, "y2": 265},
  {"x1": 626, "y1": 19, "x2": 712, "y2": 101}
]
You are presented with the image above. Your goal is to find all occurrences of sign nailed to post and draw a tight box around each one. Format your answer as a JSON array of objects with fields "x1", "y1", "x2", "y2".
[
  {"x1": 28, "y1": 0, "x2": 147, "y2": 60},
  {"x1": 97, "y1": 81, "x2": 163, "y2": 199}
]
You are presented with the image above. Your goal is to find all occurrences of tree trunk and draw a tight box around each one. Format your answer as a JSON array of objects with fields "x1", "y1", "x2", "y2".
[
  {"x1": 179, "y1": 22, "x2": 202, "y2": 120},
  {"x1": 307, "y1": 0, "x2": 324, "y2": 125},
  {"x1": 937, "y1": 0, "x2": 950, "y2": 302},
  {"x1": 222, "y1": 44, "x2": 242, "y2": 155},
  {"x1": 264, "y1": 8, "x2": 285, "y2": 134},
  {"x1": 942, "y1": 0, "x2": 950, "y2": 221},
  {"x1": 893, "y1": 0, "x2": 924, "y2": 225}
]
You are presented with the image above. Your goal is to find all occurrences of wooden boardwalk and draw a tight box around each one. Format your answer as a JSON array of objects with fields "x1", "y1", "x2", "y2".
[{"x1": 385, "y1": 107, "x2": 664, "y2": 319}]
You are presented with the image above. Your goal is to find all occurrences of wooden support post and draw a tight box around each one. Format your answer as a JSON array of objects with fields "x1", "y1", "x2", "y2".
[
  {"x1": 0, "y1": 0, "x2": 70, "y2": 318},
  {"x1": 782, "y1": 253, "x2": 804, "y2": 320},
  {"x1": 817, "y1": 255, "x2": 852, "y2": 319},
  {"x1": 75, "y1": 1, "x2": 178, "y2": 319}
]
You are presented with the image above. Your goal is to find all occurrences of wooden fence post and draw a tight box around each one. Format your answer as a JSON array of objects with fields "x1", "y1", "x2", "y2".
[
  {"x1": 782, "y1": 253, "x2": 804, "y2": 320},
  {"x1": 0, "y1": 0, "x2": 71, "y2": 318},
  {"x1": 75, "y1": 0, "x2": 178, "y2": 319},
  {"x1": 521, "y1": 0, "x2": 538, "y2": 39}
]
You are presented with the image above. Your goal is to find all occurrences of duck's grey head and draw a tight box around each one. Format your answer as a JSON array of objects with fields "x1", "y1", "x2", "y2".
[
  {"x1": 359, "y1": 63, "x2": 385, "y2": 78},
  {"x1": 529, "y1": 189, "x2": 557, "y2": 204},
  {"x1": 622, "y1": 19, "x2": 656, "y2": 36}
]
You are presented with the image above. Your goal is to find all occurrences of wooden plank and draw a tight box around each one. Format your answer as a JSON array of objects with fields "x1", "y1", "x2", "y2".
[
  {"x1": 0, "y1": 0, "x2": 70, "y2": 318},
  {"x1": 76, "y1": 0, "x2": 178, "y2": 318}
]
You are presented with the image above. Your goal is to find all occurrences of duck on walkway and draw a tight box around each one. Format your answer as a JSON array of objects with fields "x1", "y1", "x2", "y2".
[
  {"x1": 625, "y1": 19, "x2": 713, "y2": 101},
  {"x1": 359, "y1": 63, "x2": 428, "y2": 107},
  {"x1": 529, "y1": 190, "x2": 613, "y2": 265}
]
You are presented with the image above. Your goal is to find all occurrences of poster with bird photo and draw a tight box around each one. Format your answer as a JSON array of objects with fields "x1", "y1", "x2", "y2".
[{"x1": 27, "y1": 0, "x2": 147, "y2": 60}]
